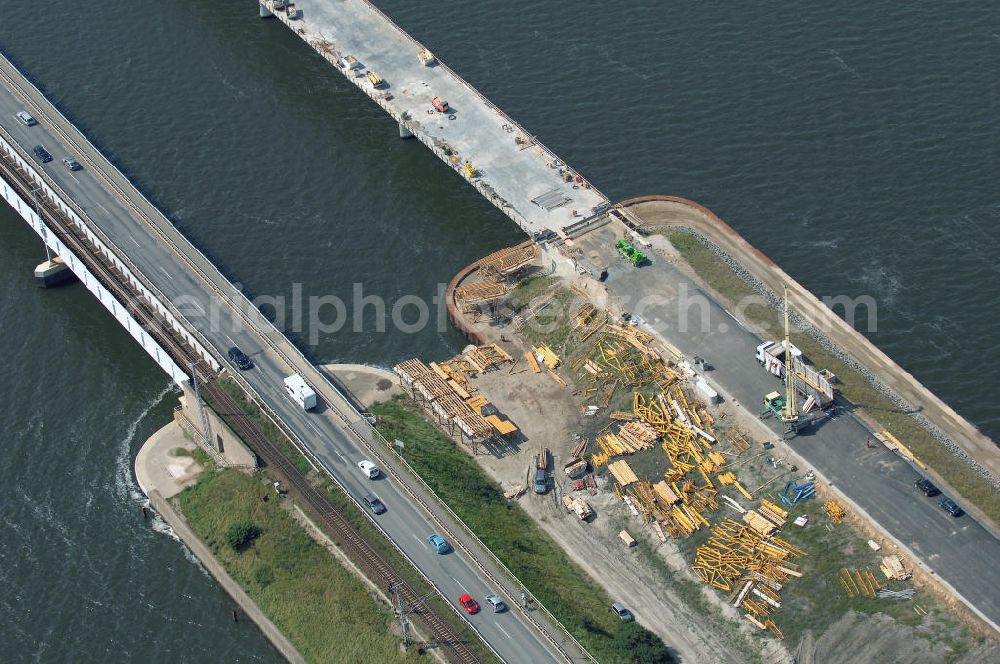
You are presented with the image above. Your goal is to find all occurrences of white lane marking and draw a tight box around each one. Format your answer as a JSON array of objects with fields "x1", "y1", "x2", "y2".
[
  {"x1": 129, "y1": 235, "x2": 140, "y2": 247},
  {"x1": 94, "y1": 201, "x2": 110, "y2": 216},
  {"x1": 412, "y1": 534, "x2": 423, "y2": 545},
  {"x1": 451, "y1": 576, "x2": 461, "y2": 585},
  {"x1": 725, "y1": 309, "x2": 749, "y2": 331},
  {"x1": 497, "y1": 625, "x2": 512, "y2": 640},
  {"x1": 157, "y1": 266, "x2": 175, "y2": 281}
]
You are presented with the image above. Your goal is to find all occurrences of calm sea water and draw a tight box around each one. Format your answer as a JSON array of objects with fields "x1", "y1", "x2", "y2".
[{"x1": 1, "y1": 0, "x2": 998, "y2": 659}]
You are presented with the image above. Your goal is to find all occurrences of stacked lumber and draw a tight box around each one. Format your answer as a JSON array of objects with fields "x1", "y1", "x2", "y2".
[
  {"x1": 758, "y1": 500, "x2": 788, "y2": 527},
  {"x1": 725, "y1": 427, "x2": 753, "y2": 454},
  {"x1": 531, "y1": 344, "x2": 560, "y2": 369},
  {"x1": 653, "y1": 480, "x2": 680, "y2": 505},
  {"x1": 607, "y1": 460, "x2": 639, "y2": 486},
  {"x1": 617, "y1": 421, "x2": 658, "y2": 450},
  {"x1": 879, "y1": 555, "x2": 912, "y2": 581},
  {"x1": 743, "y1": 510, "x2": 777, "y2": 536}
]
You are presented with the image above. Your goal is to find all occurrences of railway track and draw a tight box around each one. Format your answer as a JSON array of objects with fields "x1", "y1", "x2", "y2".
[
  {"x1": 0, "y1": 153, "x2": 209, "y2": 378},
  {"x1": 203, "y1": 381, "x2": 481, "y2": 664},
  {"x1": 0, "y1": 146, "x2": 480, "y2": 664}
]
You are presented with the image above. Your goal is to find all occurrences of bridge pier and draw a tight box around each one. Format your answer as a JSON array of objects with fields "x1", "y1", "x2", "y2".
[
  {"x1": 34, "y1": 256, "x2": 74, "y2": 287},
  {"x1": 258, "y1": 2, "x2": 272, "y2": 19},
  {"x1": 398, "y1": 122, "x2": 413, "y2": 139}
]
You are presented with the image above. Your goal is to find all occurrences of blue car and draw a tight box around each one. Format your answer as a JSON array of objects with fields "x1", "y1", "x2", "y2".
[{"x1": 426, "y1": 533, "x2": 450, "y2": 554}]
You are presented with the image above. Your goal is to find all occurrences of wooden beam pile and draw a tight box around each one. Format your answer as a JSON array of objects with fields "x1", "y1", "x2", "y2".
[
  {"x1": 824, "y1": 500, "x2": 846, "y2": 524},
  {"x1": 879, "y1": 555, "x2": 912, "y2": 581},
  {"x1": 691, "y1": 519, "x2": 807, "y2": 594},
  {"x1": 531, "y1": 344, "x2": 561, "y2": 369},
  {"x1": 605, "y1": 324, "x2": 660, "y2": 360},
  {"x1": 607, "y1": 460, "x2": 639, "y2": 487},
  {"x1": 725, "y1": 427, "x2": 753, "y2": 454},
  {"x1": 758, "y1": 500, "x2": 788, "y2": 527}
]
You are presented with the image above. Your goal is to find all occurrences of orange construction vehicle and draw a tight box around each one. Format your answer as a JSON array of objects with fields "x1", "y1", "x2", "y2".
[{"x1": 432, "y1": 97, "x2": 450, "y2": 113}]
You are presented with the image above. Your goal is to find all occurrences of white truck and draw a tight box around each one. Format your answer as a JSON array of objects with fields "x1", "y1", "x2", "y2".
[
  {"x1": 755, "y1": 341, "x2": 835, "y2": 410},
  {"x1": 284, "y1": 373, "x2": 317, "y2": 410}
]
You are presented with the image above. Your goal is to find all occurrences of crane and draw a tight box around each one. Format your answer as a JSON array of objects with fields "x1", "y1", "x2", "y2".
[{"x1": 761, "y1": 287, "x2": 808, "y2": 439}]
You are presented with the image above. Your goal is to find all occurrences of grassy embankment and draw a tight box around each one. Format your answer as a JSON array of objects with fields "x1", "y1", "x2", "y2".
[
  {"x1": 178, "y1": 466, "x2": 421, "y2": 663},
  {"x1": 661, "y1": 230, "x2": 1000, "y2": 527},
  {"x1": 201, "y1": 377, "x2": 497, "y2": 663},
  {"x1": 371, "y1": 396, "x2": 675, "y2": 664}
]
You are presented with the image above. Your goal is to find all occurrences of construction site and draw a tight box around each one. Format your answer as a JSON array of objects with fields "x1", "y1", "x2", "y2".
[{"x1": 385, "y1": 223, "x2": 998, "y2": 664}]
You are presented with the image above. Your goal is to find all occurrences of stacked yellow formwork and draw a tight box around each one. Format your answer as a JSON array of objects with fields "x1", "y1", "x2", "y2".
[{"x1": 824, "y1": 500, "x2": 846, "y2": 524}]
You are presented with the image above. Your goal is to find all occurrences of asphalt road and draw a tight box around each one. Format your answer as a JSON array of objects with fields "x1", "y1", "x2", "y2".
[
  {"x1": 0, "y1": 70, "x2": 566, "y2": 663},
  {"x1": 580, "y1": 229, "x2": 1000, "y2": 630}
]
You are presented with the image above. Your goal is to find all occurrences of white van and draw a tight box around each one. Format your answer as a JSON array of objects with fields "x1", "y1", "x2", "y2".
[
  {"x1": 357, "y1": 460, "x2": 380, "y2": 479},
  {"x1": 16, "y1": 110, "x2": 37, "y2": 126},
  {"x1": 284, "y1": 373, "x2": 317, "y2": 410}
]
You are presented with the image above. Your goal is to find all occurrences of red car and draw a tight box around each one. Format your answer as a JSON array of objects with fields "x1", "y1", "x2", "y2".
[{"x1": 458, "y1": 593, "x2": 479, "y2": 614}]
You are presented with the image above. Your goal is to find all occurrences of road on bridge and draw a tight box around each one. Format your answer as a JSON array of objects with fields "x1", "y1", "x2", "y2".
[{"x1": 0, "y1": 60, "x2": 578, "y2": 664}]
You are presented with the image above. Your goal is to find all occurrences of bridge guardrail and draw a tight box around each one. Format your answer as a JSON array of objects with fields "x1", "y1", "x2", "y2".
[{"x1": 2, "y1": 48, "x2": 594, "y2": 664}]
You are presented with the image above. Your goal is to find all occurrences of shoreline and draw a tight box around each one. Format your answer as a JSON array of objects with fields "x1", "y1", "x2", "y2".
[
  {"x1": 618, "y1": 195, "x2": 1000, "y2": 486},
  {"x1": 134, "y1": 421, "x2": 306, "y2": 664}
]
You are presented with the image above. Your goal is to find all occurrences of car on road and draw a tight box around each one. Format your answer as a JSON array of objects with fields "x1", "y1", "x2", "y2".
[
  {"x1": 610, "y1": 602, "x2": 634, "y2": 621},
  {"x1": 32, "y1": 144, "x2": 52, "y2": 163},
  {"x1": 16, "y1": 110, "x2": 37, "y2": 126},
  {"x1": 939, "y1": 497, "x2": 963, "y2": 517},
  {"x1": 62, "y1": 156, "x2": 81, "y2": 171},
  {"x1": 458, "y1": 593, "x2": 479, "y2": 614},
  {"x1": 363, "y1": 493, "x2": 386, "y2": 515},
  {"x1": 485, "y1": 594, "x2": 506, "y2": 613},
  {"x1": 227, "y1": 346, "x2": 253, "y2": 370},
  {"x1": 914, "y1": 478, "x2": 940, "y2": 497},
  {"x1": 426, "y1": 533, "x2": 450, "y2": 554},
  {"x1": 357, "y1": 459, "x2": 381, "y2": 479}
]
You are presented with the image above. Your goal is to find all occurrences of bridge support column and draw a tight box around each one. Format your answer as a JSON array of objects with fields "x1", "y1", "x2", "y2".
[
  {"x1": 34, "y1": 257, "x2": 74, "y2": 287},
  {"x1": 398, "y1": 122, "x2": 414, "y2": 139},
  {"x1": 259, "y1": 2, "x2": 272, "y2": 18}
]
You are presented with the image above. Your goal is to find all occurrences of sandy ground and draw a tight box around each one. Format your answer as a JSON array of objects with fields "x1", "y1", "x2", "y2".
[
  {"x1": 134, "y1": 420, "x2": 203, "y2": 499},
  {"x1": 448, "y1": 327, "x2": 760, "y2": 662},
  {"x1": 318, "y1": 363, "x2": 402, "y2": 409}
]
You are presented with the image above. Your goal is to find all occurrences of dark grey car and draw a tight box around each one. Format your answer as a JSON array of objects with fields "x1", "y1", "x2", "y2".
[
  {"x1": 364, "y1": 493, "x2": 386, "y2": 515},
  {"x1": 33, "y1": 144, "x2": 52, "y2": 163}
]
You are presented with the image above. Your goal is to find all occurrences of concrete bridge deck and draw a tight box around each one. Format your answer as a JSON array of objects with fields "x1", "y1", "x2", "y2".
[{"x1": 261, "y1": 0, "x2": 609, "y2": 237}]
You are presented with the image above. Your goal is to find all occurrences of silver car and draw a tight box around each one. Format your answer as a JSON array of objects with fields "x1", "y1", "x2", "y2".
[
  {"x1": 62, "y1": 157, "x2": 81, "y2": 171},
  {"x1": 485, "y1": 594, "x2": 506, "y2": 613}
]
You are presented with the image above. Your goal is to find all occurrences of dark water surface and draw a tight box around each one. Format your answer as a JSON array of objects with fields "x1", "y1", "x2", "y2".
[{"x1": 1, "y1": 0, "x2": 998, "y2": 659}]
